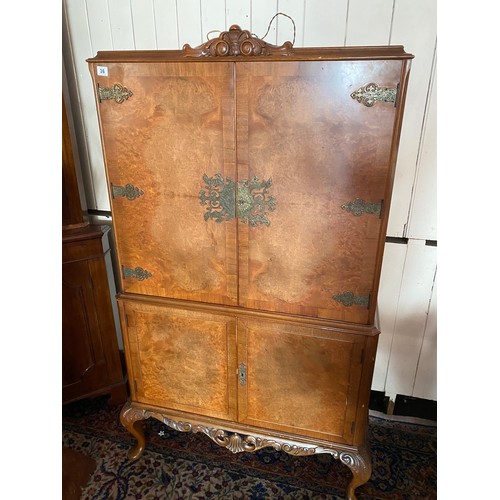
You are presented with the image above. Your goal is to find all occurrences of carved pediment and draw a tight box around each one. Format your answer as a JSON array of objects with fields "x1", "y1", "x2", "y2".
[{"x1": 183, "y1": 24, "x2": 293, "y2": 57}]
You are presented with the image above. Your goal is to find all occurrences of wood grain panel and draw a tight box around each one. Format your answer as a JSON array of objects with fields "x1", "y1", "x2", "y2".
[
  {"x1": 91, "y1": 61, "x2": 238, "y2": 305},
  {"x1": 62, "y1": 226, "x2": 124, "y2": 403},
  {"x1": 62, "y1": 261, "x2": 101, "y2": 387},
  {"x1": 236, "y1": 60, "x2": 401, "y2": 322},
  {"x1": 121, "y1": 299, "x2": 237, "y2": 420},
  {"x1": 238, "y1": 317, "x2": 365, "y2": 442}
]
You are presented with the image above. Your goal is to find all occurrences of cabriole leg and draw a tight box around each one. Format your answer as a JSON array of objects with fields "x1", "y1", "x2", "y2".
[
  {"x1": 340, "y1": 444, "x2": 372, "y2": 500},
  {"x1": 120, "y1": 401, "x2": 147, "y2": 460}
]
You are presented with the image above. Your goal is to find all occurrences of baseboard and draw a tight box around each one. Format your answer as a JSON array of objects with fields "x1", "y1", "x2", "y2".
[
  {"x1": 369, "y1": 390, "x2": 436, "y2": 422},
  {"x1": 393, "y1": 394, "x2": 437, "y2": 421},
  {"x1": 369, "y1": 390, "x2": 390, "y2": 413}
]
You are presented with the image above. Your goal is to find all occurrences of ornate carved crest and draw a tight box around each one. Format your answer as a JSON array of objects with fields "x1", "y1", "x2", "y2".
[{"x1": 183, "y1": 24, "x2": 293, "y2": 57}]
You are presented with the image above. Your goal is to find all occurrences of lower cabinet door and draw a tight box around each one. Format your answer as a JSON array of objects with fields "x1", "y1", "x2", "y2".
[
  {"x1": 237, "y1": 317, "x2": 365, "y2": 444},
  {"x1": 120, "y1": 300, "x2": 238, "y2": 421}
]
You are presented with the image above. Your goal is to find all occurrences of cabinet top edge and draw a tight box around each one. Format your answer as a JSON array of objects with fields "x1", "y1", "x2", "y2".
[
  {"x1": 87, "y1": 45, "x2": 414, "y2": 64},
  {"x1": 62, "y1": 223, "x2": 108, "y2": 243}
]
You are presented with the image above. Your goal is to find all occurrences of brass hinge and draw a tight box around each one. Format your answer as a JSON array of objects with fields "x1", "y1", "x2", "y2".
[
  {"x1": 98, "y1": 82, "x2": 133, "y2": 104},
  {"x1": 122, "y1": 266, "x2": 152, "y2": 281},
  {"x1": 111, "y1": 183, "x2": 144, "y2": 200},
  {"x1": 341, "y1": 199, "x2": 383, "y2": 217},
  {"x1": 394, "y1": 83, "x2": 400, "y2": 107},
  {"x1": 238, "y1": 363, "x2": 247, "y2": 386},
  {"x1": 351, "y1": 82, "x2": 399, "y2": 107}
]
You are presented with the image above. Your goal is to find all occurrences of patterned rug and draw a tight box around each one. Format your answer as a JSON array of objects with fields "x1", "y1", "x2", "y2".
[{"x1": 62, "y1": 397, "x2": 436, "y2": 499}]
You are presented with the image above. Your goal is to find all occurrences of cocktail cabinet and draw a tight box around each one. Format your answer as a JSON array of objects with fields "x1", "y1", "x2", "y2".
[{"x1": 87, "y1": 25, "x2": 412, "y2": 499}]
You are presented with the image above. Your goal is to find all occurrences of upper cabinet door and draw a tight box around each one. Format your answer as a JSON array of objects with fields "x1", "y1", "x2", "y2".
[
  {"x1": 91, "y1": 61, "x2": 238, "y2": 305},
  {"x1": 236, "y1": 60, "x2": 403, "y2": 323}
]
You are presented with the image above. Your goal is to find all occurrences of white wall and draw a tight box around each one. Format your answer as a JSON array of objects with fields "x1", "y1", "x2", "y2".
[{"x1": 62, "y1": 0, "x2": 437, "y2": 402}]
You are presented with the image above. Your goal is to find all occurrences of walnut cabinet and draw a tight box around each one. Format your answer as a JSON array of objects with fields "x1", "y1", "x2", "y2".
[{"x1": 88, "y1": 26, "x2": 412, "y2": 499}]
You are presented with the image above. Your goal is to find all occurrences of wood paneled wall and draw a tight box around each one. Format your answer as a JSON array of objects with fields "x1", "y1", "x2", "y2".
[{"x1": 62, "y1": 0, "x2": 437, "y2": 403}]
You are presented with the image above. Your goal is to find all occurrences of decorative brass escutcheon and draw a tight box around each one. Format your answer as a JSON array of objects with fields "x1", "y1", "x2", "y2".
[
  {"x1": 199, "y1": 174, "x2": 276, "y2": 226},
  {"x1": 351, "y1": 82, "x2": 398, "y2": 107},
  {"x1": 332, "y1": 291, "x2": 370, "y2": 308},
  {"x1": 341, "y1": 198, "x2": 383, "y2": 217},
  {"x1": 239, "y1": 363, "x2": 247, "y2": 386},
  {"x1": 98, "y1": 83, "x2": 133, "y2": 104},
  {"x1": 122, "y1": 266, "x2": 152, "y2": 281},
  {"x1": 112, "y1": 183, "x2": 144, "y2": 201},
  {"x1": 237, "y1": 177, "x2": 276, "y2": 226},
  {"x1": 199, "y1": 174, "x2": 236, "y2": 223}
]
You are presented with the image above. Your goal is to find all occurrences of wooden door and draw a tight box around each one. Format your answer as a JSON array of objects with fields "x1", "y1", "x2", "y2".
[
  {"x1": 120, "y1": 299, "x2": 237, "y2": 421},
  {"x1": 92, "y1": 61, "x2": 237, "y2": 305},
  {"x1": 62, "y1": 227, "x2": 124, "y2": 403},
  {"x1": 237, "y1": 317, "x2": 365, "y2": 444},
  {"x1": 236, "y1": 60, "x2": 402, "y2": 323}
]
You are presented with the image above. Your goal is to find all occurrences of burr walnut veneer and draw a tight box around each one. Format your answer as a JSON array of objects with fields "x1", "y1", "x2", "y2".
[{"x1": 88, "y1": 26, "x2": 412, "y2": 499}]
